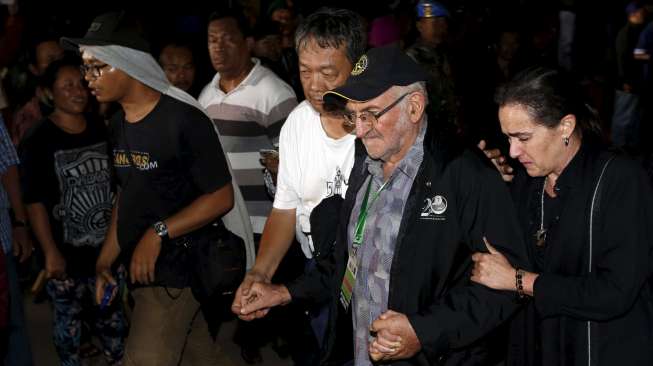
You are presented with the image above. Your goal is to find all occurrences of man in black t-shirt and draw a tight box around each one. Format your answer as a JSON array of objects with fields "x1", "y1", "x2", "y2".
[{"x1": 61, "y1": 12, "x2": 240, "y2": 365}]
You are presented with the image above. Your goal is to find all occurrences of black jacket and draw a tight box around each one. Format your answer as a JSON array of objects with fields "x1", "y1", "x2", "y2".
[
  {"x1": 288, "y1": 132, "x2": 529, "y2": 365},
  {"x1": 507, "y1": 144, "x2": 653, "y2": 366}
]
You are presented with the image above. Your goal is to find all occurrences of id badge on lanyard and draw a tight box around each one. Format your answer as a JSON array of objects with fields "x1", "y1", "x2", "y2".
[{"x1": 340, "y1": 176, "x2": 390, "y2": 310}]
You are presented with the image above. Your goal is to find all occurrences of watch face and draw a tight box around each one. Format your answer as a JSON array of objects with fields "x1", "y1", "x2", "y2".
[{"x1": 154, "y1": 221, "x2": 168, "y2": 236}]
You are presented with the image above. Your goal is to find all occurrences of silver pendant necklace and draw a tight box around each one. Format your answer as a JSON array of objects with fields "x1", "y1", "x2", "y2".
[{"x1": 535, "y1": 177, "x2": 548, "y2": 247}]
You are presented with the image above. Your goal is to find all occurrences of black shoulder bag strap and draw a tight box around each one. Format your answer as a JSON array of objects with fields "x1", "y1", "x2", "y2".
[{"x1": 587, "y1": 154, "x2": 615, "y2": 366}]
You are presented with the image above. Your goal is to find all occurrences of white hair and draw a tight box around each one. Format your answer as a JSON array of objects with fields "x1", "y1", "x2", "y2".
[{"x1": 395, "y1": 81, "x2": 428, "y2": 125}]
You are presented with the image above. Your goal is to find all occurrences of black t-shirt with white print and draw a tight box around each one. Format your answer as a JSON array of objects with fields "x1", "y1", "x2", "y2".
[
  {"x1": 108, "y1": 95, "x2": 231, "y2": 287},
  {"x1": 21, "y1": 117, "x2": 112, "y2": 278}
]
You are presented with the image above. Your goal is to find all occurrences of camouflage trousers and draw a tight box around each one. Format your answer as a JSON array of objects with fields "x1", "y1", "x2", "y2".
[{"x1": 46, "y1": 267, "x2": 127, "y2": 366}]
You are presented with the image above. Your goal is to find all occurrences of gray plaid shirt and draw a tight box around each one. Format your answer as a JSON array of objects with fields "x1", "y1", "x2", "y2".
[
  {"x1": 0, "y1": 116, "x2": 20, "y2": 254},
  {"x1": 348, "y1": 124, "x2": 425, "y2": 366}
]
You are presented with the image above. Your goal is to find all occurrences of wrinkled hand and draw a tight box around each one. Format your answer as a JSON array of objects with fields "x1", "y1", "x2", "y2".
[
  {"x1": 12, "y1": 227, "x2": 34, "y2": 263},
  {"x1": 369, "y1": 327, "x2": 403, "y2": 361},
  {"x1": 237, "y1": 282, "x2": 291, "y2": 321},
  {"x1": 478, "y1": 140, "x2": 513, "y2": 182},
  {"x1": 471, "y1": 237, "x2": 515, "y2": 291},
  {"x1": 44, "y1": 248, "x2": 66, "y2": 279},
  {"x1": 369, "y1": 310, "x2": 421, "y2": 362},
  {"x1": 95, "y1": 267, "x2": 117, "y2": 306},
  {"x1": 129, "y1": 229, "x2": 161, "y2": 285},
  {"x1": 232, "y1": 270, "x2": 271, "y2": 320}
]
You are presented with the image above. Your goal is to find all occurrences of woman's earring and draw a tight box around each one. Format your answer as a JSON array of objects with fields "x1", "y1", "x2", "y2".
[{"x1": 563, "y1": 136, "x2": 570, "y2": 146}]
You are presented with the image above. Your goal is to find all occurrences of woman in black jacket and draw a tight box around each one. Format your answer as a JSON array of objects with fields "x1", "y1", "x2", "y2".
[{"x1": 471, "y1": 67, "x2": 653, "y2": 365}]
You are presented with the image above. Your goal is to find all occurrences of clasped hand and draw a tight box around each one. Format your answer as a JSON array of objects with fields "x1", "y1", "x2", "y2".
[
  {"x1": 231, "y1": 271, "x2": 290, "y2": 321},
  {"x1": 368, "y1": 310, "x2": 421, "y2": 362}
]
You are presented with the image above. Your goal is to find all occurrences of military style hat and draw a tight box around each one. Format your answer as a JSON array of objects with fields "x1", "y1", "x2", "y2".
[
  {"x1": 323, "y1": 45, "x2": 429, "y2": 105},
  {"x1": 416, "y1": 0, "x2": 450, "y2": 18}
]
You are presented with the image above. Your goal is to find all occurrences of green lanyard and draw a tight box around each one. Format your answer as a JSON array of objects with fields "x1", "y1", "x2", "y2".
[{"x1": 352, "y1": 176, "x2": 391, "y2": 247}]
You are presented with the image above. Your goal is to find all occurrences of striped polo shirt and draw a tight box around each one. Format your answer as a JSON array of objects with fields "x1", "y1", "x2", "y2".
[{"x1": 199, "y1": 58, "x2": 297, "y2": 233}]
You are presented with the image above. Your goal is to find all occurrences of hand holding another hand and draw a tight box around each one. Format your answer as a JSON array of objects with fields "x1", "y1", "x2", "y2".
[
  {"x1": 369, "y1": 310, "x2": 421, "y2": 362},
  {"x1": 237, "y1": 282, "x2": 291, "y2": 321}
]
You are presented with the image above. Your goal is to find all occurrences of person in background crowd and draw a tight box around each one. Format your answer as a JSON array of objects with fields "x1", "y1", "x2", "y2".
[
  {"x1": 11, "y1": 35, "x2": 64, "y2": 145},
  {"x1": 471, "y1": 67, "x2": 653, "y2": 366},
  {"x1": 20, "y1": 56, "x2": 126, "y2": 366},
  {"x1": 0, "y1": 114, "x2": 34, "y2": 366},
  {"x1": 617, "y1": 2, "x2": 647, "y2": 94},
  {"x1": 199, "y1": 8, "x2": 297, "y2": 237},
  {"x1": 406, "y1": 0, "x2": 458, "y2": 133},
  {"x1": 367, "y1": 14, "x2": 401, "y2": 48},
  {"x1": 612, "y1": 2, "x2": 647, "y2": 149},
  {"x1": 198, "y1": 8, "x2": 297, "y2": 363},
  {"x1": 267, "y1": 0, "x2": 298, "y2": 50},
  {"x1": 634, "y1": 6, "x2": 653, "y2": 152},
  {"x1": 0, "y1": 247, "x2": 7, "y2": 361},
  {"x1": 251, "y1": 20, "x2": 302, "y2": 99},
  {"x1": 157, "y1": 39, "x2": 199, "y2": 97}
]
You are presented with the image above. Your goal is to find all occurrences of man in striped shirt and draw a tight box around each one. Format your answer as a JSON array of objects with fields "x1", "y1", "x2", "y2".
[{"x1": 199, "y1": 8, "x2": 297, "y2": 235}]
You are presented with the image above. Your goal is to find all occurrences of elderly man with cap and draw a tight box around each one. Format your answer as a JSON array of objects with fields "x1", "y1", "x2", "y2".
[
  {"x1": 61, "y1": 11, "x2": 254, "y2": 365},
  {"x1": 237, "y1": 45, "x2": 528, "y2": 366}
]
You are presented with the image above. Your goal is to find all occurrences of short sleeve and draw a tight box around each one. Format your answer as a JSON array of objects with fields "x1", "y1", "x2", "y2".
[
  {"x1": 0, "y1": 116, "x2": 19, "y2": 174},
  {"x1": 273, "y1": 115, "x2": 301, "y2": 210},
  {"x1": 180, "y1": 109, "x2": 232, "y2": 193}
]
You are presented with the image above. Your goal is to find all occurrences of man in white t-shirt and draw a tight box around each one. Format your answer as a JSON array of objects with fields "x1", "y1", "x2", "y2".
[{"x1": 231, "y1": 7, "x2": 366, "y2": 323}]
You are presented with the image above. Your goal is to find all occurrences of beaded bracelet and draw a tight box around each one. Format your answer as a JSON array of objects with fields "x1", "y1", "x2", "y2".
[{"x1": 515, "y1": 268, "x2": 525, "y2": 299}]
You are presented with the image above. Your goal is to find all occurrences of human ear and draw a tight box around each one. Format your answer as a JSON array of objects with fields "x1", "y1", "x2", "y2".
[
  {"x1": 559, "y1": 114, "x2": 576, "y2": 140},
  {"x1": 408, "y1": 92, "x2": 426, "y2": 124}
]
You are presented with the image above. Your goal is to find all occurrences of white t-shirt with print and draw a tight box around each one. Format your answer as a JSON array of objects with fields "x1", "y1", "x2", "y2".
[{"x1": 274, "y1": 101, "x2": 356, "y2": 258}]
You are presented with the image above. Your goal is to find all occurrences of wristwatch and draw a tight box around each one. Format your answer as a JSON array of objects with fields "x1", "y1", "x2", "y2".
[{"x1": 153, "y1": 221, "x2": 169, "y2": 241}]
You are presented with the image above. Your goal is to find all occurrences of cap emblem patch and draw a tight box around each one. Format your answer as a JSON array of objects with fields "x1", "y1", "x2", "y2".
[
  {"x1": 89, "y1": 22, "x2": 102, "y2": 32},
  {"x1": 423, "y1": 4, "x2": 433, "y2": 17},
  {"x1": 351, "y1": 55, "x2": 368, "y2": 76}
]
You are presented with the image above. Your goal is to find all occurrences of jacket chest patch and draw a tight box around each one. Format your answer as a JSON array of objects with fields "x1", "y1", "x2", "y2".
[{"x1": 420, "y1": 194, "x2": 447, "y2": 221}]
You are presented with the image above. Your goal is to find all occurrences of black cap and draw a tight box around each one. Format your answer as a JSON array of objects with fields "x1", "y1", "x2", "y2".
[
  {"x1": 323, "y1": 45, "x2": 429, "y2": 105},
  {"x1": 60, "y1": 11, "x2": 150, "y2": 53}
]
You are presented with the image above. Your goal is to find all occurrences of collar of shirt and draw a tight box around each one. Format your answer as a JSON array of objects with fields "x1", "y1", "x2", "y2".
[
  {"x1": 210, "y1": 58, "x2": 263, "y2": 95},
  {"x1": 365, "y1": 123, "x2": 427, "y2": 184},
  {"x1": 551, "y1": 141, "x2": 594, "y2": 195}
]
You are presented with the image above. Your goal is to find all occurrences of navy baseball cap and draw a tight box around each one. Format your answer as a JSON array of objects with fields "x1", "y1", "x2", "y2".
[
  {"x1": 323, "y1": 45, "x2": 429, "y2": 105},
  {"x1": 60, "y1": 11, "x2": 150, "y2": 53}
]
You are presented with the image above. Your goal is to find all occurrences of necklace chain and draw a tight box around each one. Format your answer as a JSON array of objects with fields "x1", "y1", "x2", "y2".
[{"x1": 536, "y1": 177, "x2": 548, "y2": 247}]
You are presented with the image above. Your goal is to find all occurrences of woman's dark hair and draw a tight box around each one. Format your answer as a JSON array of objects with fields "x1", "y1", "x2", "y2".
[
  {"x1": 495, "y1": 67, "x2": 602, "y2": 137},
  {"x1": 40, "y1": 54, "x2": 82, "y2": 90},
  {"x1": 294, "y1": 7, "x2": 366, "y2": 65}
]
